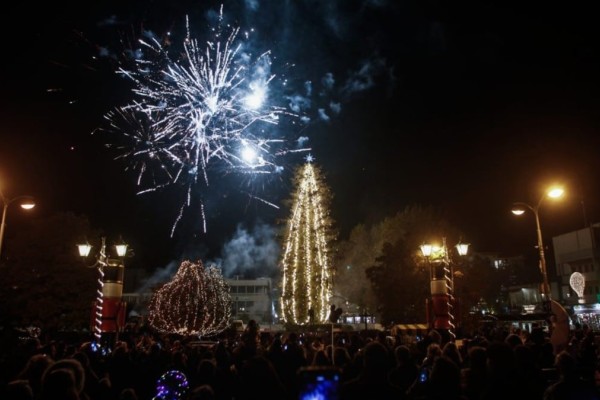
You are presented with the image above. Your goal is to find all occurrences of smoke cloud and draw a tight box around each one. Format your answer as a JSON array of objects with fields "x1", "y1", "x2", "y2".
[
  {"x1": 136, "y1": 260, "x2": 180, "y2": 294},
  {"x1": 210, "y1": 222, "x2": 281, "y2": 278}
]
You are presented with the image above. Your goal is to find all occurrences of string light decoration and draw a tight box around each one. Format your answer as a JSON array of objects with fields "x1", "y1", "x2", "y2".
[
  {"x1": 280, "y1": 159, "x2": 335, "y2": 325},
  {"x1": 93, "y1": 257, "x2": 106, "y2": 341},
  {"x1": 153, "y1": 370, "x2": 189, "y2": 400},
  {"x1": 440, "y1": 240, "x2": 457, "y2": 339},
  {"x1": 148, "y1": 260, "x2": 232, "y2": 336},
  {"x1": 79, "y1": 237, "x2": 109, "y2": 342},
  {"x1": 569, "y1": 272, "x2": 586, "y2": 304}
]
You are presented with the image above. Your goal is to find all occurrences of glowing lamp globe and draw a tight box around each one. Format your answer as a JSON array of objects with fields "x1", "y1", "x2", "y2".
[
  {"x1": 456, "y1": 242, "x2": 470, "y2": 256},
  {"x1": 420, "y1": 244, "x2": 433, "y2": 257},
  {"x1": 547, "y1": 187, "x2": 564, "y2": 199},
  {"x1": 19, "y1": 197, "x2": 36, "y2": 210},
  {"x1": 511, "y1": 208, "x2": 525, "y2": 216},
  {"x1": 77, "y1": 243, "x2": 92, "y2": 258},
  {"x1": 115, "y1": 243, "x2": 128, "y2": 257}
]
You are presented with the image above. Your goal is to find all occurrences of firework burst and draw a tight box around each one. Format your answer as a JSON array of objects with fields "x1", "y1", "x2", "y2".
[{"x1": 103, "y1": 7, "x2": 308, "y2": 235}]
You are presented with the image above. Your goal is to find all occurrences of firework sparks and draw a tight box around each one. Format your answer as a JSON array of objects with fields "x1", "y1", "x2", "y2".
[{"x1": 103, "y1": 7, "x2": 308, "y2": 235}]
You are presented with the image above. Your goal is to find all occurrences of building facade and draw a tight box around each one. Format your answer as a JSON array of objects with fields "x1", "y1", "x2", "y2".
[
  {"x1": 228, "y1": 276, "x2": 274, "y2": 325},
  {"x1": 553, "y1": 223, "x2": 600, "y2": 329}
]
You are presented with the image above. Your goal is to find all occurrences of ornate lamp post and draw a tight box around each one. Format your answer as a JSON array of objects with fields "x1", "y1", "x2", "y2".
[
  {"x1": 512, "y1": 186, "x2": 564, "y2": 314},
  {"x1": 77, "y1": 237, "x2": 130, "y2": 344},
  {"x1": 0, "y1": 190, "x2": 35, "y2": 260},
  {"x1": 420, "y1": 238, "x2": 469, "y2": 340}
]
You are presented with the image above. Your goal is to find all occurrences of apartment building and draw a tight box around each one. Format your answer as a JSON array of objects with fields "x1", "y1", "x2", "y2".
[{"x1": 553, "y1": 223, "x2": 600, "y2": 329}]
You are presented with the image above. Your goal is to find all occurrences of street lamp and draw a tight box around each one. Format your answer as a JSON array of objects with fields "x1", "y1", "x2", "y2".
[
  {"x1": 77, "y1": 237, "x2": 130, "y2": 343},
  {"x1": 511, "y1": 186, "x2": 564, "y2": 313},
  {"x1": 0, "y1": 188, "x2": 35, "y2": 260},
  {"x1": 420, "y1": 238, "x2": 469, "y2": 340}
]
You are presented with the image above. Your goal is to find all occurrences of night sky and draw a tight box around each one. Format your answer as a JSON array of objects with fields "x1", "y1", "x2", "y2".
[{"x1": 1, "y1": 1, "x2": 599, "y2": 278}]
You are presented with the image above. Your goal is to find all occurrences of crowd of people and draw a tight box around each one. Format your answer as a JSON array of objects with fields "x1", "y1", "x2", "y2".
[{"x1": 1, "y1": 320, "x2": 600, "y2": 399}]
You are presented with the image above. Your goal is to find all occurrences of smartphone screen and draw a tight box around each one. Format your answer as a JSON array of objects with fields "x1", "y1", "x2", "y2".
[{"x1": 297, "y1": 366, "x2": 341, "y2": 400}]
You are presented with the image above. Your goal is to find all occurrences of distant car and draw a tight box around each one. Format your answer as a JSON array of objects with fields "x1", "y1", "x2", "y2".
[{"x1": 231, "y1": 320, "x2": 245, "y2": 332}]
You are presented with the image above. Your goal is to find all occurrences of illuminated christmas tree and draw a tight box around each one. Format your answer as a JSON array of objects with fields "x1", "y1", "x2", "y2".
[
  {"x1": 280, "y1": 160, "x2": 335, "y2": 325},
  {"x1": 148, "y1": 260, "x2": 232, "y2": 336}
]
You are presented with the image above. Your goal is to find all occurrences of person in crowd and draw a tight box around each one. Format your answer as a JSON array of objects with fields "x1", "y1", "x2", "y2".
[
  {"x1": 234, "y1": 355, "x2": 288, "y2": 400},
  {"x1": 504, "y1": 333, "x2": 522, "y2": 349},
  {"x1": 425, "y1": 355, "x2": 468, "y2": 400},
  {"x1": 543, "y1": 350, "x2": 598, "y2": 400},
  {"x1": 442, "y1": 342, "x2": 463, "y2": 369},
  {"x1": 230, "y1": 320, "x2": 261, "y2": 373},
  {"x1": 311, "y1": 349, "x2": 330, "y2": 366},
  {"x1": 42, "y1": 358, "x2": 88, "y2": 400},
  {"x1": 339, "y1": 341, "x2": 405, "y2": 400},
  {"x1": 105, "y1": 343, "x2": 137, "y2": 398},
  {"x1": 421, "y1": 342, "x2": 442, "y2": 371},
  {"x1": 279, "y1": 332, "x2": 308, "y2": 396},
  {"x1": 3, "y1": 379, "x2": 34, "y2": 400},
  {"x1": 71, "y1": 351, "x2": 104, "y2": 400},
  {"x1": 513, "y1": 344, "x2": 547, "y2": 400},
  {"x1": 16, "y1": 353, "x2": 55, "y2": 399},
  {"x1": 388, "y1": 345, "x2": 418, "y2": 394},
  {"x1": 460, "y1": 345, "x2": 487, "y2": 400},
  {"x1": 118, "y1": 387, "x2": 138, "y2": 400},
  {"x1": 333, "y1": 346, "x2": 353, "y2": 381},
  {"x1": 480, "y1": 341, "x2": 519, "y2": 400},
  {"x1": 346, "y1": 333, "x2": 364, "y2": 359},
  {"x1": 40, "y1": 367, "x2": 80, "y2": 400},
  {"x1": 133, "y1": 341, "x2": 169, "y2": 400},
  {"x1": 188, "y1": 384, "x2": 216, "y2": 400}
]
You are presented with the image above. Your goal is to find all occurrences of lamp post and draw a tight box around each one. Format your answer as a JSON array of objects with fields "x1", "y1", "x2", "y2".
[
  {"x1": 78, "y1": 237, "x2": 129, "y2": 344},
  {"x1": 420, "y1": 238, "x2": 469, "y2": 340},
  {"x1": 0, "y1": 190, "x2": 35, "y2": 260},
  {"x1": 512, "y1": 186, "x2": 564, "y2": 314}
]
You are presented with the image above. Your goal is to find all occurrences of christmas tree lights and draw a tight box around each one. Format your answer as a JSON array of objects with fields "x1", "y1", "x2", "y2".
[{"x1": 280, "y1": 161, "x2": 335, "y2": 325}]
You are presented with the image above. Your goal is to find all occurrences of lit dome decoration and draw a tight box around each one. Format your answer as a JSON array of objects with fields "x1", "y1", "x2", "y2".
[{"x1": 148, "y1": 260, "x2": 232, "y2": 336}]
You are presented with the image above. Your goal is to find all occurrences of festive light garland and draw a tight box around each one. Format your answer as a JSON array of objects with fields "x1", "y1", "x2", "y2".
[
  {"x1": 280, "y1": 161, "x2": 334, "y2": 325},
  {"x1": 148, "y1": 260, "x2": 232, "y2": 336},
  {"x1": 441, "y1": 241, "x2": 456, "y2": 340},
  {"x1": 93, "y1": 239, "x2": 108, "y2": 342}
]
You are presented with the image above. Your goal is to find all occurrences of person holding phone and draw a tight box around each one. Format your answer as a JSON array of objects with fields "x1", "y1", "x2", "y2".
[
  {"x1": 407, "y1": 342, "x2": 441, "y2": 399},
  {"x1": 280, "y1": 332, "x2": 308, "y2": 396}
]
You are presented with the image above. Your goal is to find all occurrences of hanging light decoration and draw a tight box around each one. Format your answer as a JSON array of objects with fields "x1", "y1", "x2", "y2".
[{"x1": 569, "y1": 272, "x2": 586, "y2": 304}]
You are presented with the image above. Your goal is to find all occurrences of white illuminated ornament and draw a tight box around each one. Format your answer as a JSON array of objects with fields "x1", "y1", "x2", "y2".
[{"x1": 569, "y1": 272, "x2": 586, "y2": 304}]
